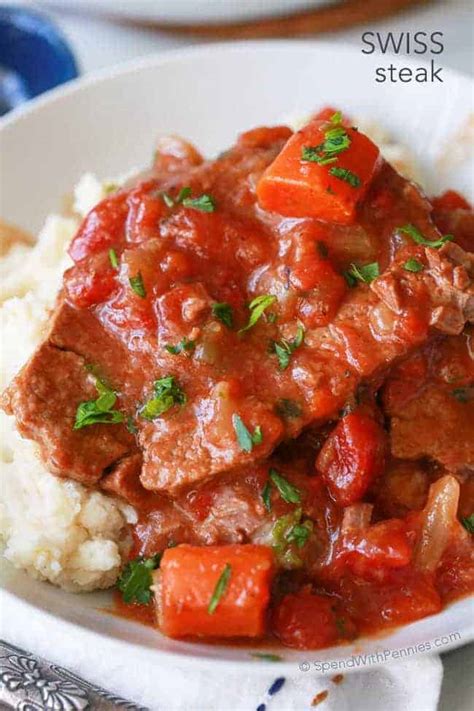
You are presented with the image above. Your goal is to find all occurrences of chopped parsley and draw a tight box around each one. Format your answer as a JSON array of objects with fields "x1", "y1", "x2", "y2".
[
  {"x1": 176, "y1": 186, "x2": 192, "y2": 202},
  {"x1": 129, "y1": 272, "x2": 146, "y2": 298},
  {"x1": 161, "y1": 192, "x2": 175, "y2": 208},
  {"x1": 269, "y1": 469, "x2": 301, "y2": 504},
  {"x1": 398, "y1": 223, "x2": 453, "y2": 249},
  {"x1": 275, "y1": 398, "x2": 302, "y2": 419},
  {"x1": 140, "y1": 375, "x2": 186, "y2": 420},
  {"x1": 182, "y1": 193, "x2": 216, "y2": 213},
  {"x1": 451, "y1": 387, "x2": 472, "y2": 403},
  {"x1": 301, "y1": 113, "x2": 351, "y2": 166},
  {"x1": 232, "y1": 414, "x2": 262, "y2": 453},
  {"x1": 207, "y1": 563, "x2": 232, "y2": 614},
  {"x1": 271, "y1": 325, "x2": 305, "y2": 370},
  {"x1": 344, "y1": 262, "x2": 379, "y2": 286},
  {"x1": 272, "y1": 508, "x2": 312, "y2": 569},
  {"x1": 285, "y1": 521, "x2": 313, "y2": 548},
  {"x1": 161, "y1": 186, "x2": 192, "y2": 208},
  {"x1": 108, "y1": 248, "x2": 119, "y2": 270},
  {"x1": 212, "y1": 302, "x2": 234, "y2": 328},
  {"x1": 262, "y1": 481, "x2": 272, "y2": 512},
  {"x1": 239, "y1": 294, "x2": 277, "y2": 333},
  {"x1": 329, "y1": 166, "x2": 361, "y2": 188},
  {"x1": 161, "y1": 186, "x2": 215, "y2": 212},
  {"x1": 403, "y1": 257, "x2": 424, "y2": 273},
  {"x1": 461, "y1": 514, "x2": 474, "y2": 534},
  {"x1": 251, "y1": 653, "x2": 282, "y2": 662},
  {"x1": 117, "y1": 554, "x2": 161, "y2": 605},
  {"x1": 165, "y1": 337, "x2": 195, "y2": 355},
  {"x1": 74, "y1": 376, "x2": 124, "y2": 430}
]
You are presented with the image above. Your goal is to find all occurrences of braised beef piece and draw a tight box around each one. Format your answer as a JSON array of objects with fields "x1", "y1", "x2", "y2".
[
  {"x1": 1, "y1": 299, "x2": 142, "y2": 485},
  {"x1": 2, "y1": 130, "x2": 474, "y2": 496},
  {"x1": 382, "y1": 332, "x2": 474, "y2": 473},
  {"x1": 2, "y1": 342, "x2": 137, "y2": 485}
]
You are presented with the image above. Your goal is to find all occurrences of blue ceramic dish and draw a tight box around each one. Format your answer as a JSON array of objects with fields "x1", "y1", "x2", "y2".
[{"x1": 0, "y1": 5, "x2": 78, "y2": 115}]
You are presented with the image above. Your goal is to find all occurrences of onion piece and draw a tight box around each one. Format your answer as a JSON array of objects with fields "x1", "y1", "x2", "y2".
[
  {"x1": 341, "y1": 503, "x2": 373, "y2": 534},
  {"x1": 415, "y1": 475, "x2": 460, "y2": 572}
]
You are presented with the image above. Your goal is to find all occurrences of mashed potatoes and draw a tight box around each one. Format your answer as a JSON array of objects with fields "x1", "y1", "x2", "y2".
[
  {"x1": 0, "y1": 175, "x2": 137, "y2": 592},
  {"x1": 0, "y1": 121, "x2": 422, "y2": 593}
]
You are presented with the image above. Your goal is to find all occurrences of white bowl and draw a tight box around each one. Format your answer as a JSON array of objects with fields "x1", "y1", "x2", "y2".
[{"x1": 0, "y1": 41, "x2": 473, "y2": 674}]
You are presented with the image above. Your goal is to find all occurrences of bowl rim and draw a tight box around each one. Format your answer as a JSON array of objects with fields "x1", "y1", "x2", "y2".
[
  {"x1": 1, "y1": 38, "x2": 473, "y2": 674},
  {"x1": 1, "y1": 38, "x2": 472, "y2": 135}
]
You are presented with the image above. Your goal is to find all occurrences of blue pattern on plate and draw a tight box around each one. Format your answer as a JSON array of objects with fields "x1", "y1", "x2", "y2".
[{"x1": 0, "y1": 5, "x2": 78, "y2": 115}]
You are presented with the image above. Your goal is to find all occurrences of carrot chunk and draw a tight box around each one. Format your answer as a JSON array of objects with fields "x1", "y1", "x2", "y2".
[
  {"x1": 157, "y1": 544, "x2": 274, "y2": 638},
  {"x1": 257, "y1": 116, "x2": 380, "y2": 224}
]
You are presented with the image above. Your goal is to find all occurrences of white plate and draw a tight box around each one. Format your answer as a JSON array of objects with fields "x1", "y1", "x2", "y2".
[
  {"x1": 39, "y1": 0, "x2": 333, "y2": 25},
  {"x1": 0, "y1": 41, "x2": 473, "y2": 674}
]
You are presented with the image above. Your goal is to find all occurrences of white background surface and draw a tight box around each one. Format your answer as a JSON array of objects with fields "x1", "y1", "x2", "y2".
[{"x1": 1, "y1": 2, "x2": 473, "y2": 709}]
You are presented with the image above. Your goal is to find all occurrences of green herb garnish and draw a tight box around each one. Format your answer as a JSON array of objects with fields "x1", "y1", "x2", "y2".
[
  {"x1": 176, "y1": 186, "x2": 192, "y2": 203},
  {"x1": 165, "y1": 337, "x2": 195, "y2": 355},
  {"x1": 162, "y1": 192, "x2": 175, "y2": 208},
  {"x1": 212, "y1": 302, "x2": 234, "y2": 328},
  {"x1": 398, "y1": 224, "x2": 453, "y2": 249},
  {"x1": 269, "y1": 469, "x2": 301, "y2": 504},
  {"x1": 74, "y1": 376, "x2": 124, "y2": 430},
  {"x1": 301, "y1": 114, "x2": 351, "y2": 166},
  {"x1": 182, "y1": 193, "x2": 216, "y2": 213},
  {"x1": 262, "y1": 481, "x2": 272, "y2": 512},
  {"x1": 251, "y1": 653, "x2": 282, "y2": 662},
  {"x1": 208, "y1": 563, "x2": 232, "y2": 614},
  {"x1": 129, "y1": 272, "x2": 146, "y2": 298},
  {"x1": 285, "y1": 521, "x2": 313, "y2": 548},
  {"x1": 461, "y1": 514, "x2": 474, "y2": 534},
  {"x1": 140, "y1": 375, "x2": 186, "y2": 420},
  {"x1": 403, "y1": 257, "x2": 424, "y2": 272},
  {"x1": 329, "y1": 166, "x2": 361, "y2": 188},
  {"x1": 344, "y1": 262, "x2": 379, "y2": 286},
  {"x1": 272, "y1": 508, "x2": 312, "y2": 569},
  {"x1": 108, "y1": 248, "x2": 119, "y2": 270},
  {"x1": 239, "y1": 294, "x2": 277, "y2": 333},
  {"x1": 118, "y1": 554, "x2": 161, "y2": 604},
  {"x1": 232, "y1": 414, "x2": 262, "y2": 453},
  {"x1": 271, "y1": 325, "x2": 304, "y2": 370}
]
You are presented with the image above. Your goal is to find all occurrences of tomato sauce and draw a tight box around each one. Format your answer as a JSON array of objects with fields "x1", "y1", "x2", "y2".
[{"x1": 6, "y1": 112, "x2": 472, "y2": 651}]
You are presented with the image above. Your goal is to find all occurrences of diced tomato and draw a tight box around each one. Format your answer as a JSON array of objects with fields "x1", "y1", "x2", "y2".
[
  {"x1": 431, "y1": 190, "x2": 471, "y2": 212},
  {"x1": 338, "y1": 570, "x2": 442, "y2": 632},
  {"x1": 394, "y1": 307, "x2": 429, "y2": 345},
  {"x1": 185, "y1": 488, "x2": 215, "y2": 522},
  {"x1": 158, "y1": 544, "x2": 274, "y2": 638},
  {"x1": 290, "y1": 255, "x2": 347, "y2": 327},
  {"x1": 153, "y1": 135, "x2": 203, "y2": 173},
  {"x1": 316, "y1": 411, "x2": 387, "y2": 506},
  {"x1": 256, "y1": 117, "x2": 380, "y2": 224},
  {"x1": 272, "y1": 590, "x2": 341, "y2": 649},
  {"x1": 64, "y1": 253, "x2": 118, "y2": 308},
  {"x1": 237, "y1": 126, "x2": 293, "y2": 149},
  {"x1": 68, "y1": 192, "x2": 128, "y2": 262},
  {"x1": 337, "y1": 519, "x2": 412, "y2": 581},
  {"x1": 125, "y1": 186, "x2": 167, "y2": 243}
]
